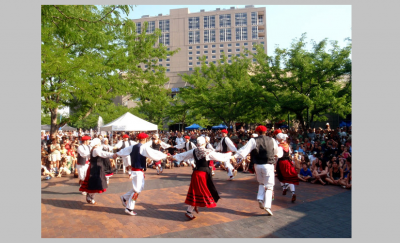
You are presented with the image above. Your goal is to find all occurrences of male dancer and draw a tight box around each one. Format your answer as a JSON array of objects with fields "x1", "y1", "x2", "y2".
[
  {"x1": 146, "y1": 134, "x2": 171, "y2": 175},
  {"x1": 114, "y1": 133, "x2": 169, "y2": 216},
  {"x1": 215, "y1": 129, "x2": 237, "y2": 180},
  {"x1": 233, "y1": 125, "x2": 282, "y2": 215},
  {"x1": 114, "y1": 134, "x2": 137, "y2": 173},
  {"x1": 174, "y1": 135, "x2": 197, "y2": 167},
  {"x1": 76, "y1": 135, "x2": 91, "y2": 195},
  {"x1": 205, "y1": 136, "x2": 216, "y2": 175}
]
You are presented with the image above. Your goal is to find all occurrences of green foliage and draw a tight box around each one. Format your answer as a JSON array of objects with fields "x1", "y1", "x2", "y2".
[{"x1": 41, "y1": 5, "x2": 178, "y2": 135}]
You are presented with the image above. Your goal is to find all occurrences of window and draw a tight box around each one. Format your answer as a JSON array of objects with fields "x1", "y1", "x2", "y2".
[
  {"x1": 189, "y1": 57, "x2": 192, "y2": 60},
  {"x1": 159, "y1": 19, "x2": 170, "y2": 32},
  {"x1": 252, "y1": 47, "x2": 256, "y2": 51},
  {"x1": 228, "y1": 49, "x2": 232, "y2": 53},
  {"x1": 204, "y1": 50, "x2": 208, "y2": 54},
  {"x1": 212, "y1": 50, "x2": 216, "y2": 54},
  {"x1": 253, "y1": 58, "x2": 257, "y2": 62},
  {"x1": 188, "y1": 17, "x2": 200, "y2": 30},
  {"x1": 197, "y1": 62, "x2": 200, "y2": 65},
  {"x1": 205, "y1": 61, "x2": 209, "y2": 64},
  {"x1": 196, "y1": 56, "x2": 200, "y2": 60},
  {"x1": 146, "y1": 21, "x2": 155, "y2": 33},
  {"x1": 252, "y1": 42, "x2": 256, "y2": 45},
  {"x1": 235, "y1": 13, "x2": 247, "y2": 26},
  {"x1": 159, "y1": 59, "x2": 163, "y2": 62},
  {"x1": 166, "y1": 58, "x2": 170, "y2": 61},
  {"x1": 145, "y1": 65, "x2": 148, "y2": 68},
  {"x1": 219, "y1": 14, "x2": 231, "y2": 28},
  {"x1": 189, "y1": 46, "x2": 192, "y2": 50},
  {"x1": 245, "y1": 53, "x2": 249, "y2": 56},
  {"x1": 221, "y1": 60, "x2": 224, "y2": 64},
  {"x1": 220, "y1": 44, "x2": 224, "y2": 48},
  {"x1": 189, "y1": 67, "x2": 193, "y2": 71},
  {"x1": 244, "y1": 48, "x2": 248, "y2": 50},
  {"x1": 228, "y1": 43, "x2": 232, "y2": 47},
  {"x1": 166, "y1": 63, "x2": 170, "y2": 66},
  {"x1": 261, "y1": 41, "x2": 264, "y2": 44},
  {"x1": 159, "y1": 33, "x2": 170, "y2": 46},
  {"x1": 188, "y1": 31, "x2": 200, "y2": 44},
  {"x1": 258, "y1": 15, "x2": 264, "y2": 25},
  {"x1": 244, "y1": 42, "x2": 248, "y2": 46},
  {"x1": 228, "y1": 60, "x2": 232, "y2": 63},
  {"x1": 189, "y1": 62, "x2": 192, "y2": 65},
  {"x1": 251, "y1": 12, "x2": 257, "y2": 26},
  {"x1": 196, "y1": 51, "x2": 200, "y2": 55},
  {"x1": 220, "y1": 50, "x2": 224, "y2": 53},
  {"x1": 228, "y1": 54, "x2": 232, "y2": 58},
  {"x1": 236, "y1": 48, "x2": 240, "y2": 52},
  {"x1": 252, "y1": 26, "x2": 258, "y2": 40},
  {"x1": 205, "y1": 56, "x2": 208, "y2": 59},
  {"x1": 204, "y1": 15, "x2": 216, "y2": 29},
  {"x1": 220, "y1": 55, "x2": 223, "y2": 58},
  {"x1": 236, "y1": 54, "x2": 240, "y2": 57},
  {"x1": 166, "y1": 69, "x2": 170, "y2": 72},
  {"x1": 236, "y1": 27, "x2": 248, "y2": 41},
  {"x1": 219, "y1": 28, "x2": 232, "y2": 42},
  {"x1": 189, "y1": 51, "x2": 192, "y2": 55},
  {"x1": 135, "y1": 22, "x2": 141, "y2": 33},
  {"x1": 204, "y1": 45, "x2": 208, "y2": 48},
  {"x1": 236, "y1": 43, "x2": 240, "y2": 46},
  {"x1": 212, "y1": 55, "x2": 216, "y2": 59},
  {"x1": 159, "y1": 64, "x2": 162, "y2": 67},
  {"x1": 167, "y1": 48, "x2": 170, "y2": 51},
  {"x1": 204, "y1": 29, "x2": 216, "y2": 43},
  {"x1": 196, "y1": 46, "x2": 200, "y2": 49},
  {"x1": 212, "y1": 61, "x2": 216, "y2": 64}
]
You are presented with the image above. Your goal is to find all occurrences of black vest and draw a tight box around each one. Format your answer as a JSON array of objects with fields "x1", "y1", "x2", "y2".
[
  {"x1": 120, "y1": 140, "x2": 132, "y2": 151},
  {"x1": 129, "y1": 143, "x2": 147, "y2": 170},
  {"x1": 251, "y1": 135, "x2": 276, "y2": 164},
  {"x1": 185, "y1": 142, "x2": 193, "y2": 151},
  {"x1": 77, "y1": 145, "x2": 90, "y2": 165},
  {"x1": 152, "y1": 140, "x2": 161, "y2": 151},
  {"x1": 222, "y1": 137, "x2": 228, "y2": 152}
]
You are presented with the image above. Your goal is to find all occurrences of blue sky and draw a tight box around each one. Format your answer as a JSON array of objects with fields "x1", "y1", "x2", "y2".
[{"x1": 123, "y1": 5, "x2": 352, "y2": 55}]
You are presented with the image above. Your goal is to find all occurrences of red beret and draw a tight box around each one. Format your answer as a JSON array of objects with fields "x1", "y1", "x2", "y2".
[
  {"x1": 184, "y1": 136, "x2": 190, "y2": 139},
  {"x1": 81, "y1": 136, "x2": 91, "y2": 141},
  {"x1": 273, "y1": 129, "x2": 282, "y2": 135},
  {"x1": 255, "y1": 125, "x2": 267, "y2": 133},
  {"x1": 221, "y1": 129, "x2": 228, "y2": 134},
  {"x1": 122, "y1": 134, "x2": 130, "y2": 139},
  {"x1": 137, "y1": 133, "x2": 148, "y2": 140}
]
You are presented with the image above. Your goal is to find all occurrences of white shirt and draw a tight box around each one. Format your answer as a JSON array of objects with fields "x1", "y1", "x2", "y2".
[
  {"x1": 175, "y1": 141, "x2": 197, "y2": 151},
  {"x1": 173, "y1": 149, "x2": 232, "y2": 164},
  {"x1": 77, "y1": 144, "x2": 91, "y2": 161},
  {"x1": 175, "y1": 137, "x2": 185, "y2": 145},
  {"x1": 145, "y1": 139, "x2": 171, "y2": 150},
  {"x1": 92, "y1": 147, "x2": 114, "y2": 158},
  {"x1": 115, "y1": 140, "x2": 137, "y2": 149},
  {"x1": 205, "y1": 143, "x2": 215, "y2": 151},
  {"x1": 101, "y1": 144, "x2": 113, "y2": 153},
  {"x1": 215, "y1": 136, "x2": 237, "y2": 153},
  {"x1": 234, "y1": 137, "x2": 281, "y2": 160},
  {"x1": 116, "y1": 143, "x2": 168, "y2": 162}
]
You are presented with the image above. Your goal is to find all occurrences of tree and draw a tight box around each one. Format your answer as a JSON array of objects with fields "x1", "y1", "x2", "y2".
[
  {"x1": 251, "y1": 33, "x2": 352, "y2": 130},
  {"x1": 42, "y1": 5, "x2": 178, "y2": 136},
  {"x1": 178, "y1": 55, "x2": 257, "y2": 133}
]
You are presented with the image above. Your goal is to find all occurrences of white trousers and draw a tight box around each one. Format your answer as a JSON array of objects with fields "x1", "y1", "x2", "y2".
[
  {"x1": 76, "y1": 163, "x2": 89, "y2": 181},
  {"x1": 223, "y1": 161, "x2": 234, "y2": 177},
  {"x1": 255, "y1": 164, "x2": 275, "y2": 209},
  {"x1": 122, "y1": 171, "x2": 145, "y2": 210},
  {"x1": 122, "y1": 157, "x2": 131, "y2": 173}
]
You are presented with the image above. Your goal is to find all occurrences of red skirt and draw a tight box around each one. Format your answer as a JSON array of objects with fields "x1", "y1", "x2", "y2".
[
  {"x1": 185, "y1": 170, "x2": 217, "y2": 208},
  {"x1": 154, "y1": 161, "x2": 161, "y2": 166},
  {"x1": 79, "y1": 165, "x2": 107, "y2": 194},
  {"x1": 209, "y1": 160, "x2": 216, "y2": 171},
  {"x1": 277, "y1": 159, "x2": 299, "y2": 185}
]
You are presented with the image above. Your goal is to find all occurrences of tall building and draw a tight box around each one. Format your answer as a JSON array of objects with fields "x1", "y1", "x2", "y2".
[{"x1": 114, "y1": 5, "x2": 267, "y2": 108}]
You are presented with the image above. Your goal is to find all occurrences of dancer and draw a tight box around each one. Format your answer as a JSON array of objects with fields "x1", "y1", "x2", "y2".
[
  {"x1": 173, "y1": 136, "x2": 233, "y2": 220},
  {"x1": 174, "y1": 135, "x2": 197, "y2": 167},
  {"x1": 205, "y1": 136, "x2": 216, "y2": 176},
  {"x1": 215, "y1": 129, "x2": 237, "y2": 180},
  {"x1": 79, "y1": 138, "x2": 115, "y2": 204},
  {"x1": 146, "y1": 134, "x2": 171, "y2": 175},
  {"x1": 76, "y1": 135, "x2": 91, "y2": 195},
  {"x1": 114, "y1": 133, "x2": 169, "y2": 216},
  {"x1": 275, "y1": 132, "x2": 299, "y2": 203},
  {"x1": 101, "y1": 138, "x2": 114, "y2": 185},
  {"x1": 233, "y1": 125, "x2": 281, "y2": 216},
  {"x1": 114, "y1": 134, "x2": 137, "y2": 173}
]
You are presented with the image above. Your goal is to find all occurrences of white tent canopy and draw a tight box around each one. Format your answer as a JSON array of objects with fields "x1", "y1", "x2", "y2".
[{"x1": 100, "y1": 112, "x2": 158, "y2": 132}]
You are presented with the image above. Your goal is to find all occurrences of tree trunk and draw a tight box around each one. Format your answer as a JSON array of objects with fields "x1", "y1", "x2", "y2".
[
  {"x1": 50, "y1": 107, "x2": 60, "y2": 138},
  {"x1": 230, "y1": 121, "x2": 237, "y2": 133}
]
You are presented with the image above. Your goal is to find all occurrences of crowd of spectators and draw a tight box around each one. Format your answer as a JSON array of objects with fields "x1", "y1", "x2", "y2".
[{"x1": 41, "y1": 123, "x2": 351, "y2": 189}]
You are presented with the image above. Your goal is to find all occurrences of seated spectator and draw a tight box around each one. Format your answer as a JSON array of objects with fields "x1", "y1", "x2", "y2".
[
  {"x1": 298, "y1": 163, "x2": 313, "y2": 182},
  {"x1": 57, "y1": 158, "x2": 71, "y2": 177},
  {"x1": 341, "y1": 146, "x2": 351, "y2": 159},
  {"x1": 325, "y1": 159, "x2": 343, "y2": 186},
  {"x1": 311, "y1": 158, "x2": 328, "y2": 185},
  {"x1": 340, "y1": 157, "x2": 352, "y2": 188},
  {"x1": 342, "y1": 170, "x2": 351, "y2": 189}
]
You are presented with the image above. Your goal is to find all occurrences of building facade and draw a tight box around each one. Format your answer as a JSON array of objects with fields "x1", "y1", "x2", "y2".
[{"x1": 115, "y1": 5, "x2": 267, "y2": 107}]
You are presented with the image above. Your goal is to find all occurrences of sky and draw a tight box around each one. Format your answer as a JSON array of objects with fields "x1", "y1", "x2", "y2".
[{"x1": 124, "y1": 5, "x2": 352, "y2": 55}]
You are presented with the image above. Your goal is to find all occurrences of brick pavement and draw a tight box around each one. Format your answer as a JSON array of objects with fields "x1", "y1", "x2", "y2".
[{"x1": 41, "y1": 166, "x2": 351, "y2": 238}]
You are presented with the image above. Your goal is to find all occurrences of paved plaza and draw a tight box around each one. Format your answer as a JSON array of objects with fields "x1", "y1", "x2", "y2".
[{"x1": 41, "y1": 166, "x2": 351, "y2": 238}]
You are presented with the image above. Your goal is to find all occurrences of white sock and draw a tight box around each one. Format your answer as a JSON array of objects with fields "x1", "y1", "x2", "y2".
[
  {"x1": 187, "y1": 205, "x2": 195, "y2": 213},
  {"x1": 289, "y1": 184, "x2": 295, "y2": 192}
]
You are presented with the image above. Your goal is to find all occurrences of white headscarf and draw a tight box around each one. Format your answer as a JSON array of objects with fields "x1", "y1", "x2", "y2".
[
  {"x1": 197, "y1": 136, "x2": 206, "y2": 146},
  {"x1": 90, "y1": 138, "x2": 101, "y2": 147},
  {"x1": 252, "y1": 133, "x2": 258, "y2": 137},
  {"x1": 276, "y1": 133, "x2": 288, "y2": 141},
  {"x1": 205, "y1": 136, "x2": 210, "y2": 142}
]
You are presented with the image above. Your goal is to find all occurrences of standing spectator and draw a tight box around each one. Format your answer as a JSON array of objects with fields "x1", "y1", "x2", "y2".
[
  {"x1": 292, "y1": 150, "x2": 301, "y2": 174},
  {"x1": 175, "y1": 132, "x2": 184, "y2": 146},
  {"x1": 49, "y1": 138, "x2": 61, "y2": 170}
]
